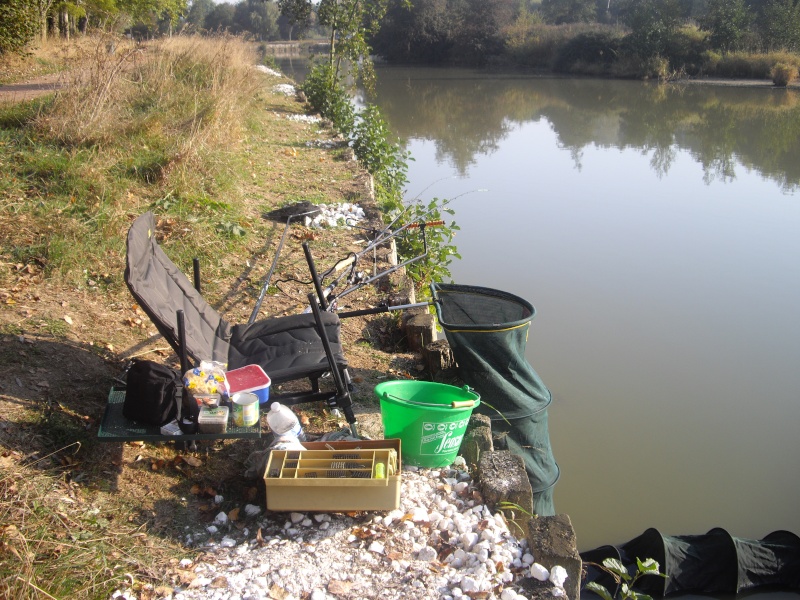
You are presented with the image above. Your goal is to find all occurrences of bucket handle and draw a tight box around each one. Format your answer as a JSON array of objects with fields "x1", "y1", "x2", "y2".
[{"x1": 382, "y1": 392, "x2": 475, "y2": 409}]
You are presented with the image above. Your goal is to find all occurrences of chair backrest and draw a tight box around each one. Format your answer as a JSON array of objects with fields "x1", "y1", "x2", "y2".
[{"x1": 124, "y1": 212, "x2": 231, "y2": 365}]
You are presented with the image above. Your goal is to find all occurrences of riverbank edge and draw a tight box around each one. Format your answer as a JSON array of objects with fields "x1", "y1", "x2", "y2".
[{"x1": 346, "y1": 154, "x2": 584, "y2": 599}]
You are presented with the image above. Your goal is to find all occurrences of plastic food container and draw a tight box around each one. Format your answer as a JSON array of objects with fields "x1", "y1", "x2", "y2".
[
  {"x1": 198, "y1": 406, "x2": 229, "y2": 434},
  {"x1": 226, "y1": 364, "x2": 271, "y2": 405}
]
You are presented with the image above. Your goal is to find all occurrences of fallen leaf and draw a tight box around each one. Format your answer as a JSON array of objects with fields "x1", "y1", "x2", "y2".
[
  {"x1": 190, "y1": 484, "x2": 202, "y2": 495},
  {"x1": 327, "y1": 580, "x2": 352, "y2": 595},
  {"x1": 269, "y1": 584, "x2": 290, "y2": 599},
  {"x1": 181, "y1": 455, "x2": 202, "y2": 467},
  {"x1": 176, "y1": 570, "x2": 197, "y2": 585},
  {"x1": 228, "y1": 507, "x2": 240, "y2": 521}
]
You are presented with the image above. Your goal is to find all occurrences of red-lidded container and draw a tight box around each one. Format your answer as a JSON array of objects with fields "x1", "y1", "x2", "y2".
[{"x1": 226, "y1": 364, "x2": 271, "y2": 405}]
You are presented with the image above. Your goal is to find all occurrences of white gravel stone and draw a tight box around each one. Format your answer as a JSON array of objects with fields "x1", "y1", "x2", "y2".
[
  {"x1": 369, "y1": 541, "x2": 385, "y2": 554},
  {"x1": 550, "y1": 564, "x2": 569, "y2": 587},
  {"x1": 255, "y1": 65, "x2": 282, "y2": 77},
  {"x1": 417, "y1": 545, "x2": 438, "y2": 562},
  {"x1": 115, "y1": 466, "x2": 566, "y2": 600},
  {"x1": 531, "y1": 562, "x2": 550, "y2": 581},
  {"x1": 273, "y1": 83, "x2": 296, "y2": 96}
]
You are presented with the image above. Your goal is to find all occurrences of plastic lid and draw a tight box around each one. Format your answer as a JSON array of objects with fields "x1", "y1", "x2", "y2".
[
  {"x1": 226, "y1": 364, "x2": 271, "y2": 394},
  {"x1": 270, "y1": 402, "x2": 282, "y2": 412}
]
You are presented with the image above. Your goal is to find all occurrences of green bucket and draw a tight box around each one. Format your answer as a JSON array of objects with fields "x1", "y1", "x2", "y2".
[{"x1": 375, "y1": 380, "x2": 480, "y2": 468}]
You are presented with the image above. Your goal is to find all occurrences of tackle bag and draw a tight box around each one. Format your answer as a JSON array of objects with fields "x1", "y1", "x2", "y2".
[{"x1": 123, "y1": 360, "x2": 183, "y2": 426}]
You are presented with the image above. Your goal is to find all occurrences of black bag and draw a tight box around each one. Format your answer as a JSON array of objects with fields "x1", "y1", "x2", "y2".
[{"x1": 123, "y1": 360, "x2": 182, "y2": 426}]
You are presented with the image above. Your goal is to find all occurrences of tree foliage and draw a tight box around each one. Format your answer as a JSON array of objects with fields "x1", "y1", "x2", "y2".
[
  {"x1": 700, "y1": 0, "x2": 752, "y2": 52},
  {"x1": 617, "y1": 0, "x2": 682, "y2": 58},
  {"x1": 372, "y1": 0, "x2": 515, "y2": 64},
  {"x1": 120, "y1": 0, "x2": 187, "y2": 26},
  {"x1": 0, "y1": 0, "x2": 39, "y2": 54},
  {"x1": 186, "y1": 0, "x2": 214, "y2": 30},
  {"x1": 758, "y1": 0, "x2": 800, "y2": 51},
  {"x1": 204, "y1": 2, "x2": 236, "y2": 31},
  {"x1": 541, "y1": 0, "x2": 597, "y2": 24},
  {"x1": 277, "y1": 0, "x2": 311, "y2": 39},
  {"x1": 233, "y1": 0, "x2": 280, "y2": 40},
  {"x1": 372, "y1": 0, "x2": 452, "y2": 63}
]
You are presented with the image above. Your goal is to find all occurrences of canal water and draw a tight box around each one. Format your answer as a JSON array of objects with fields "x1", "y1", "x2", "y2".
[{"x1": 277, "y1": 59, "x2": 800, "y2": 573}]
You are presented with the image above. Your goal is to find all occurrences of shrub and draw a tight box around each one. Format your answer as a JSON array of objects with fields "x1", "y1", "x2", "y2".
[
  {"x1": 663, "y1": 25, "x2": 708, "y2": 75},
  {"x1": 0, "y1": 0, "x2": 38, "y2": 55},
  {"x1": 553, "y1": 31, "x2": 622, "y2": 73},
  {"x1": 708, "y1": 51, "x2": 800, "y2": 79},
  {"x1": 771, "y1": 62, "x2": 797, "y2": 86},
  {"x1": 508, "y1": 23, "x2": 622, "y2": 69}
]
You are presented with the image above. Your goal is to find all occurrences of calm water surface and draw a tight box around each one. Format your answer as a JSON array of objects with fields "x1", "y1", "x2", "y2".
[{"x1": 280, "y1": 61, "x2": 800, "y2": 559}]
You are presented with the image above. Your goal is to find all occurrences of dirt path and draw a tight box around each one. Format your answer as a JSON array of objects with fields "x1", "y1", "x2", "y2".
[{"x1": 0, "y1": 73, "x2": 65, "y2": 103}]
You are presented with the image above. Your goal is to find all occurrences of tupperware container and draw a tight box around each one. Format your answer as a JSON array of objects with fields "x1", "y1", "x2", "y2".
[
  {"x1": 226, "y1": 364, "x2": 271, "y2": 405},
  {"x1": 197, "y1": 406, "x2": 229, "y2": 434}
]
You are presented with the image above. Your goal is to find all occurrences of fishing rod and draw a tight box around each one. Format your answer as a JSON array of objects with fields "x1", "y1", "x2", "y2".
[{"x1": 248, "y1": 204, "x2": 321, "y2": 325}]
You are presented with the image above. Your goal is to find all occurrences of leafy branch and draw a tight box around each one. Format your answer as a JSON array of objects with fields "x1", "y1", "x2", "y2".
[{"x1": 585, "y1": 557, "x2": 667, "y2": 600}]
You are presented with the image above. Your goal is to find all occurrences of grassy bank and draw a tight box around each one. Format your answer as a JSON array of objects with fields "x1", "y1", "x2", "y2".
[{"x1": 0, "y1": 34, "x2": 400, "y2": 599}]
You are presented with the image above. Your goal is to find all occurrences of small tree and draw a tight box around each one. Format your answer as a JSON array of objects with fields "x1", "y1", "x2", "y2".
[
  {"x1": 0, "y1": 0, "x2": 39, "y2": 53},
  {"x1": 700, "y1": 0, "x2": 752, "y2": 53},
  {"x1": 618, "y1": 0, "x2": 682, "y2": 59}
]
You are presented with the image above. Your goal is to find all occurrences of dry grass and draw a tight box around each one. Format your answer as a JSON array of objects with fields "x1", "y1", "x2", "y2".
[{"x1": 0, "y1": 32, "x2": 409, "y2": 600}]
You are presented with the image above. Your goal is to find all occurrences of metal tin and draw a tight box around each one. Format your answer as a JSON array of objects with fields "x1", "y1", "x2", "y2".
[{"x1": 232, "y1": 392, "x2": 259, "y2": 427}]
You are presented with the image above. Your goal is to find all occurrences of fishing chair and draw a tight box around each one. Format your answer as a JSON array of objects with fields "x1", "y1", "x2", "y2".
[{"x1": 122, "y1": 211, "x2": 357, "y2": 433}]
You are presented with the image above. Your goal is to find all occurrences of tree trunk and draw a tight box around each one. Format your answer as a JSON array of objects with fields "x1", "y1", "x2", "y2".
[{"x1": 60, "y1": 10, "x2": 70, "y2": 41}]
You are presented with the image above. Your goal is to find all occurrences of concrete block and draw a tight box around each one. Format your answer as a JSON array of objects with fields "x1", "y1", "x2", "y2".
[
  {"x1": 526, "y1": 514, "x2": 582, "y2": 600},
  {"x1": 459, "y1": 413, "x2": 493, "y2": 469},
  {"x1": 478, "y1": 450, "x2": 533, "y2": 535}
]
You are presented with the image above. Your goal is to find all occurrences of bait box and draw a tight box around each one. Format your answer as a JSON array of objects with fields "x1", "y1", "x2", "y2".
[
  {"x1": 197, "y1": 406, "x2": 229, "y2": 434},
  {"x1": 263, "y1": 439, "x2": 401, "y2": 512},
  {"x1": 226, "y1": 365, "x2": 271, "y2": 404}
]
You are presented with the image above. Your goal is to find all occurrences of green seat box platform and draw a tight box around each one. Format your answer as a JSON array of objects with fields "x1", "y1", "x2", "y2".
[{"x1": 98, "y1": 386, "x2": 261, "y2": 442}]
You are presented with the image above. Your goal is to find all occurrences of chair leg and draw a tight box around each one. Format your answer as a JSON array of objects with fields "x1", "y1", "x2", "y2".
[{"x1": 307, "y1": 293, "x2": 359, "y2": 437}]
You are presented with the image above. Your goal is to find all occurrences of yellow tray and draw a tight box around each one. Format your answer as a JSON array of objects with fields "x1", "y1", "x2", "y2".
[{"x1": 264, "y1": 439, "x2": 402, "y2": 512}]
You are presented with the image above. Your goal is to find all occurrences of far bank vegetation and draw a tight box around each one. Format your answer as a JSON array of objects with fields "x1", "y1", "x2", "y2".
[{"x1": 3, "y1": 0, "x2": 800, "y2": 85}]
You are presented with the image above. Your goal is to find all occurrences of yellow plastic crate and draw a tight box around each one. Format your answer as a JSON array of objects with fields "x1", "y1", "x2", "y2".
[{"x1": 264, "y1": 439, "x2": 402, "y2": 512}]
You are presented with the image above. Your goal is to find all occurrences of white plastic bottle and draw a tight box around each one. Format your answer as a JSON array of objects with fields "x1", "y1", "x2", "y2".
[{"x1": 266, "y1": 402, "x2": 306, "y2": 441}]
